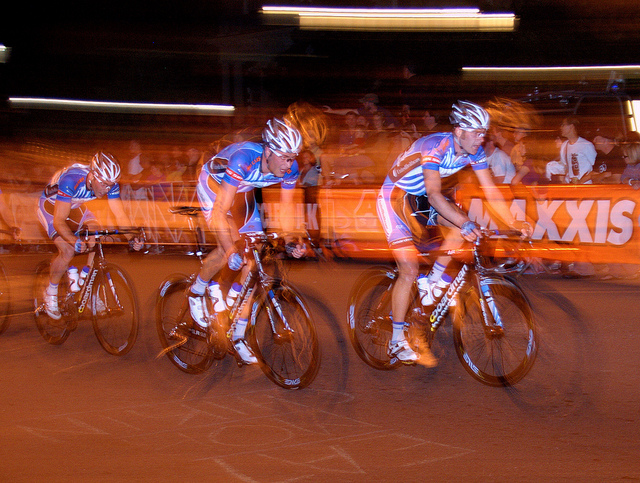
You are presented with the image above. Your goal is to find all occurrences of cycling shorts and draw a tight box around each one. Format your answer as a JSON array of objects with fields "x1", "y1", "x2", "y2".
[
  {"x1": 376, "y1": 182, "x2": 442, "y2": 250},
  {"x1": 37, "y1": 198, "x2": 97, "y2": 240},
  {"x1": 196, "y1": 169, "x2": 264, "y2": 235}
]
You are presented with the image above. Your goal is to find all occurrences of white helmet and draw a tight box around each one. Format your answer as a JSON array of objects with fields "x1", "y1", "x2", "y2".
[
  {"x1": 262, "y1": 118, "x2": 303, "y2": 155},
  {"x1": 90, "y1": 152, "x2": 121, "y2": 183},
  {"x1": 449, "y1": 101, "x2": 490, "y2": 131}
]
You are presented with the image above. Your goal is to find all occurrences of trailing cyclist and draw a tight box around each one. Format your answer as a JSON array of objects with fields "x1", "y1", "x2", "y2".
[
  {"x1": 376, "y1": 100, "x2": 529, "y2": 365},
  {"x1": 36, "y1": 152, "x2": 144, "y2": 320},
  {"x1": 187, "y1": 117, "x2": 306, "y2": 365}
]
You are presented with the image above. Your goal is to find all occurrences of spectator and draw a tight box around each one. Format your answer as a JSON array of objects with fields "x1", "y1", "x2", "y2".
[
  {"x1": 592, "y1": 129, "x2": 626, "y2": 183},
  {"x1": 358, "y1": 93, "x2": 398, "y2": 129},
  {"x1": 559, "y1": 116, "x2": 597, "y2": 184},
  {"x1": 620, "y1": 137, "x2": 640, "y2": 188},
  {"x1": 421, "y1": 109, "x2": 450, "y2": 136},
  {"x1": 484, "y1": 136, "x2": 516, "y2": 184}
]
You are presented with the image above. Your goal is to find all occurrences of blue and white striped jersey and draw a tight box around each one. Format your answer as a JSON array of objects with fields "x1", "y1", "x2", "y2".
[
  {"x1": 385, "y1": 132, "x2": 487, "y2": 195},
  {"x1": 202, "y1": 141, "x2": 299, "y2": 192}
]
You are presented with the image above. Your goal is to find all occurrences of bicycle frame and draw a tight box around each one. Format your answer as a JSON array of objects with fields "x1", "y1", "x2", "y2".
[{"x1": 417, "y1": 230, "x2": 528, "y2": 338}]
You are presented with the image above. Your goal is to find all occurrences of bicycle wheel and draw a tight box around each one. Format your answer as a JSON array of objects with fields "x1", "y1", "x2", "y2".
[
  {"x1": 453, "y1": 277, "x2": 538, "y2": 386},
  {"x1": 250, "y1": 283, "x2": 320, "y2": 389},
  {"x1": 155, "y1": 276, "x2": 215, "y2": 374},
  {"x1": 33, "y1": 261, "x2": 75, "y2": 345},
  {"x1": 91, "y1": 263, "x2": 139, "y2": 356},
  {"x1": 346, "y1": 266, "x2": 401, "y2": 370},
  {"x1": 0, "y1": 263, "x2": 11, "y2": 334}
]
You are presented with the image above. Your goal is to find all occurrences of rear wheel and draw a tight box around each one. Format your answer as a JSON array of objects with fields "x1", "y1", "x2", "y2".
[
  {"x1": 156, "y1": 276, "x2": 215, "y2": 374},
  {"x1": 251, "y1": 283, "x2": 320, "y2": 389},
  {"x1": 0, "y1": 263, "x2": 11, "y2": 334},
  {"x1": 33, "y1": 261, "x2": 75, "y2": 345},
  {"x1": 453, "y1": 278, "x2": 537, "y2": 386},
  {"x1": 92, "y1": 263, "x2": 139, "y2": 355}
]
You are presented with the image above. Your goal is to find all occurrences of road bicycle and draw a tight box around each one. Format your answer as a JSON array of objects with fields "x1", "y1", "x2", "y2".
[
  {"x1": 346, "y1": 228, "x2": 538, "y2": 387},
  {"x1": 33, "y1": 228, "x2": 142, "y2": 355},
  {"x1": 156, "y1": 206, "x2": 320, "y2": 390}
]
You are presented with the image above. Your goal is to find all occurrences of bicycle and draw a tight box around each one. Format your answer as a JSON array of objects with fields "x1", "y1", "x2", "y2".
[
  {"x1": 346, "y1": 228, "x2": 538, "y2": 387},
  {"x1": 33, "y1": 228, "x2": 142, "y2": 355},
  {"x1": 155, "y1": 206, "x2": 320, "y2": 390}
]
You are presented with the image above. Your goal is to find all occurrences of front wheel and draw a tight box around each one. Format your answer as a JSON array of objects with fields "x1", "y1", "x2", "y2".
[
  {"x1": 0, "y1": 263, "x2": 11, "y2": 334},
  {"x1": 250, "y1": 283, "x2": 320, "y2": 389},
  {"x1": 453, "y1": 277, "x2": 537, "y2": 386},
  {"x1": 346, "y1": 266, "x2": 401, "y2": 370},
  {"x1": 33, "y1": 261, "x2": 75, "y2": 345},
  {"x1": 91, "y1": 263, "x2": 139, "y2": 355},
  {"x1": 155, "y1": 276, "x2": 215, "y2": 374}
]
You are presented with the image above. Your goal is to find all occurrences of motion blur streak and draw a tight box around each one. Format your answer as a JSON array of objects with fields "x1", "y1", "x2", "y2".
[
  {"x1": 8, "y1": 98, "x2": 235, "y2": 116},
  {"x1": 261, "y1": 6, "x2": 516, "y2": 32}
]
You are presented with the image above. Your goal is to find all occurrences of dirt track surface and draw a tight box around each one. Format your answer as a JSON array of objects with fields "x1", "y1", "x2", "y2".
[{"x1": 1, "y1": 252, "x2": 639, "y2": 481}]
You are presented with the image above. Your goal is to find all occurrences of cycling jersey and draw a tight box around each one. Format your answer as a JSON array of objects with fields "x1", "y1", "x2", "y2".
[
  {"x1": 37, "y1": 164, "x2": 120, "y2": 239},
  {"x1": 377, "y1": 132, "x2": 487, "y2": 248},
  {"x1": 202, "y1": 142, "x2": 299, "y2": 193},
  {"x1": 385, "y1": 132, "x2": 487, "y2": 195},
  {"x1": 197, "y1": 141, "x2": 299, "y2": 233}
]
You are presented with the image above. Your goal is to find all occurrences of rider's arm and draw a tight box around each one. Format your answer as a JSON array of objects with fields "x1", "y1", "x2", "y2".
[
  {"x1": 52, "y1": 200, "x2": 77, "y2": 246},
  {"x1": 423, "y1": 168, "x2": 470, "y2": 228},
  {"x1": 107, "y1": 197, "x2": 143, "y2": 249},
  {"x1": 211, "y1": 180, "x2": 240, "y2": 255},
  {"x1": 475, "y1": 168, "x2": 517, "y2": 226}
]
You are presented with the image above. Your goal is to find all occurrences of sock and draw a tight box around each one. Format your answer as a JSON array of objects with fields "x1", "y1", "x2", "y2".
[
  {"x1": 441, "y1": 272, "x2": 453, "y2": 285},
  {"x1": 391, "y1": 320, "x2": 405, "y2": 343},
  {"x1": 191, "y1": 275, "x2": 208, "y2": 296},
  {"x1": 47, "y1": 283, "x2": 58, "y2": 296},
  {"x1": 232, "y1": 318, "x2": 249, "y2": 340},
  {"x1": 428, "y1": 261, "x2": 447, "y2": 283}
]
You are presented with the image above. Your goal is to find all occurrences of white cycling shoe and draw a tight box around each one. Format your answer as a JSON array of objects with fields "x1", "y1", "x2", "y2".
[
  {"x1": 387, "y1": 339, "x2": 419, "y2": 364},
  {"x1": 43, "y1": 291, "x2": 61, "y2": 320},
  {"x1": 188, "y1": 292, "x2": 209, "y2": 328},
  {"x1": 232, "y1": 339, "x2": 258, "y2": 365},
  {"x1": 420, "y1": 278, "x2": 454, "y2": 307}
]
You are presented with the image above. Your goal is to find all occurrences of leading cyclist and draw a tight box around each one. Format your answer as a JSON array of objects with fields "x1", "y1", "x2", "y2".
[
  {"x1": 187, "y1": 117, "x2": 306, "y2": 364},
  {"x1": 377, "y1": 100, "x2": 529, "y2": 366},
  {"x1": 37, "y1": 152, "x2": 144, "y2": 320}
]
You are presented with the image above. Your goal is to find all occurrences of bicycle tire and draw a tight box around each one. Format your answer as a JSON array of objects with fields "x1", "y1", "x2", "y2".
[
  {"x1": 33, "y1": 261, "x2": 75, "y2": 345},
  {"x1": 155, "y1": 276, "x2": 215, "y2": 374},
  {"x1": 250, "y1": 282, "x2": 320, "y2": 389},
  {"x1": 91, "y1": 263, "x2": 139, "y2": 356},
  {"x1": 453, "y1": 277, "x2": 538, "y2": 386},
  {"x1": 346, "y1": 266, "x2": 403, "y2": 370},
  {"x1": 0, "y1": 263, "x2": 11, "y2": 334}
]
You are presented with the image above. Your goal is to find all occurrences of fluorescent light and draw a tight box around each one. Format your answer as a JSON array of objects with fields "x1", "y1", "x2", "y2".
[
  {"x1": 463, "y1": 65, "x2": 640, "y2": 72},
  {"x1": 8, "y1": 97, "x2": 235, "y2": 116},
  {"x1": 261, "y1": 6, "x2": 516, "y2": 32},
  {"x1": 0, "y1": 44, "x2": 10, "y2": 63}
]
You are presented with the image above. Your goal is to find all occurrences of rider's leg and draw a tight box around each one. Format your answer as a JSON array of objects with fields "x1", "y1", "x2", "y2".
[{"x1": 49, "y1": 237, "x2": 75, "y2": 290}]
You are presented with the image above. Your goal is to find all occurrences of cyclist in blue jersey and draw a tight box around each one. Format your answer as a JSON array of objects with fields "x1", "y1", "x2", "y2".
[
  {"x1": 187, "y1": 118, "x2": 306, "y2": 364},
  {"x1": 37, "y1": 152, "x2": 144, "y2": 320},
  {"x1": 377, "y1": 101, "x2": 528, "y2": 365}
]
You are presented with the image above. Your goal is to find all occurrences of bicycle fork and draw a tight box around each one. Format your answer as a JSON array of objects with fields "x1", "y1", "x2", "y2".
[{"x1": 476, "y1": 275, "x2": 504, "y2": 336}]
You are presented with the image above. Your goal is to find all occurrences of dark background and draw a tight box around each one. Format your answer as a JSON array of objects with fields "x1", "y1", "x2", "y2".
[{"x1": 2, "y1": 1, "x2": 640, "y2": 137}]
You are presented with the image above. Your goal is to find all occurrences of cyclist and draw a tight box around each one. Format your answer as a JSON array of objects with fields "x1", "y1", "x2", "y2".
[
  {"x1": 377, "y1": 100, "x2": 527, "y2": 365},
  {"x1": 187, "y1": 117, "x2": 306, "y2": 364},
  {"x1": 37, "y1": 152, "x2": 144, "y2": 320}
]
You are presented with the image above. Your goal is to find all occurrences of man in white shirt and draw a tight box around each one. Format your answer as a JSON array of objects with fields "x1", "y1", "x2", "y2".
[
  {"x1": 559, "y1": 117, "x2": 597, "y2": 184},
  {"x1": 484, "y1": 136, "x2": 516, "y2": 184}
]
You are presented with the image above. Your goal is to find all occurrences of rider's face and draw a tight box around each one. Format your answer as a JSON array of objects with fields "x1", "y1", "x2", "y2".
[
  {"x1": 264, "y1": 147, "x2": 296, "y2": 177},
  {"x1": 90, "y1": 173, "x2": 114, "y2": 197},
  {"x1": 456, "y1": 128, "x2": 486, "y2": 155}
]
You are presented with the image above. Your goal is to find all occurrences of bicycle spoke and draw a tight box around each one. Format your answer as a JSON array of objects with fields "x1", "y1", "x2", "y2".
[{"x1": 92, "y1": 264, "x2": 138, "y2": 356}]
